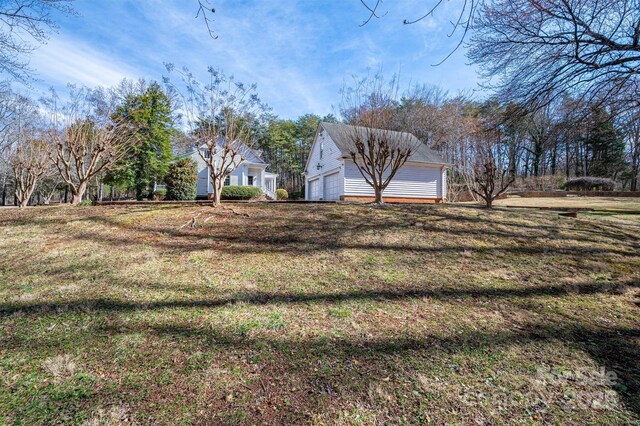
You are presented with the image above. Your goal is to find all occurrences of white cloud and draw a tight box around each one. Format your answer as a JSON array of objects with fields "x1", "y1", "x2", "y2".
[
  {"x1": 29, "y1": 35, "x2": 146, "y2": 90},
  {"x1": 22, "y1": 0, "x2": 481, "y2": 118}
]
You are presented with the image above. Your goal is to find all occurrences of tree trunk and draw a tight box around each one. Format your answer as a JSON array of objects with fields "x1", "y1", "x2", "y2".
[
  {"x1": 565, "y1": 140, "x2": 571, "y2": 179},
  {"x1": 485, "y1": 197, "x2": 493, "y2": 208},
  {"x1": 97, "y1": 175, "x2": 104, "y2": 202},
  {"x1": 631, "y1": 142, "x2": 639, "y2": 192},
  {"x1": 211, "y1": 177, "x2": 222, "y2": 207},
  {"x1": 70, "y1": 182, "x2": 88, "y2": 205},
  {"x1": 374, "y1": 188, "x2": 384, "y2": 204},
  {"x1": 16, "y1": 183, "x2": 36, "y2": 208}
]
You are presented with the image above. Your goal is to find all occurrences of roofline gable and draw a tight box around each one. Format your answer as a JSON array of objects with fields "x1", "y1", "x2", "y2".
[{"x1": 303, "y1": 122, "x2": 339, "y2": 174}]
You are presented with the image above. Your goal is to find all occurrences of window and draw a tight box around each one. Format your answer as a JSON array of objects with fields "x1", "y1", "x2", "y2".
[
  {"x1": 224, "y1": 175, "x2": 230, "y2": 186},
  {"x1": 248, "y1": 176, "x2": 254, "y2": 186},
  {"x1": 202, "y1": 148, "x2": 211, "y2": 159}
]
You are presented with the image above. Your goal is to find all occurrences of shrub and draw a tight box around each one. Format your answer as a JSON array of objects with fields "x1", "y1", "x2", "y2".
[
  {"x1": 563, "y1": 177, "x2": 615, "y2": 191},
  {"x1": 512, "y1": 175, "x2": 566, "y2": 191},
  {"x1": 290, "y1": 191, "x2": 303, "y2": 200},
  {"x1": 275, "y1": 188, "x2": 288, "y2": 200},
  {"x1": 221, "y1": 185, "x2": 263, "y2": 200},
  {"x1": 154, "y1": 188, "x2": 167, "y2": 201},
  {"x1": 165, "y1": 159, "x2": 197, "y2": 200},
  {"x1": 79, "y1": 199, "x2": 93, "y2": 206}
]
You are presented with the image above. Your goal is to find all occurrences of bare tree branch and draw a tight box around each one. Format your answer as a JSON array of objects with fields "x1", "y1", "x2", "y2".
[
  {"x1": 0, "y1": 0, "x2": 74, "y2": 81},
  {"x1": 164, "y1": 65, "x2": 269, "y2": 206},
  {"x1": 196, "y1": 0, "x2": 218, "y2": 39},
  {"x1": 43, "y1": 86, "x2": 140, "y2": 205}
]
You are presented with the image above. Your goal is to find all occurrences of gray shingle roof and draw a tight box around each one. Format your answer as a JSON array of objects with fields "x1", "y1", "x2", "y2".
[
  {"x1": 320, "y1": 122, "x2": 446, "y2": 165},
  {"x1": 185, "y1": 137, "x2": 266, "y2": 164}
]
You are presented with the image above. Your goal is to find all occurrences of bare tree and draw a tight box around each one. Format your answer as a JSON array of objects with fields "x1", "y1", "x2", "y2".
[
  {"x1": 470, "y1": 0, "x2": 640, "y2": 112},
  {"x1": 10, "y1": 137, "x2": 52, "y2": 207},
  {"x1": 472, "y1": 141, "x2": 515, "y2": 208},
  {"x1": 44, "y1": 86, "x2": 139, "y2": 205},
  {"x1": 0, "y1": 83, "x2": 21, "y2": 151},
  {"x1": 359, "y1": 1, "x2": 639, "y2": 114},
  {"x1": 165, "y1": 65, "x2": 269, "y2": 207},
  {"x1": 340, "y1": 75, "x2": 422, "y2": 204},
  {"x1": 35, "y1": 174, "x2": 63, "y2": 204},
  {"x1": 0, "y1": 0, "x2": 74, "y2": 81},
  {"x1": 0, "y1": 89, "x2": 52, "y2": 207}
]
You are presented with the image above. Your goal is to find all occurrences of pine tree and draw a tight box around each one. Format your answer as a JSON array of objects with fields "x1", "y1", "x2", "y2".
[{"x1": 584, "y1": 107, "x2": 625, "y2": 179}]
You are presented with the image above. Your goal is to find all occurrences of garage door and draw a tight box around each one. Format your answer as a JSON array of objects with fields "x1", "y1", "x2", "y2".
[
  {"x1": 323, "y1": 172, "x2": 340, "y2": 200},
  {"x1": 308, "y1": 179, "x2": 319, "y2": 200}
]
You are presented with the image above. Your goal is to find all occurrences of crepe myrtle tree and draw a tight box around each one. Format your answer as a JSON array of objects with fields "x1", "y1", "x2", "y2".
[
  {"x1": 44, "y1": 86, "x2": 140, "y2": 205},
  {"x1": 164, "y1": 65, "x2": 269, "y2": 207},
  {"x1": 340, "y1": 74, "x2": 421, "y2": 204},
  {"x1": 472, "y1": 140, "x2": 515, "y2": 209},
  {"x1": 2, "y1": 94, "x2": 53, "y2": 207},
  {"x1": 10, "y1": 137, "x2": 53, "y2": 208}
]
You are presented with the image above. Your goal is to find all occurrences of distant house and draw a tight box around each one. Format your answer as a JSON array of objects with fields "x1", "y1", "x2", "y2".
[
  {"x1": 303, "y1": 122, "x2": 447, "y2": 203},
  {"x1": 188, "y1": 141, "x2": 278, "y2": 200}
]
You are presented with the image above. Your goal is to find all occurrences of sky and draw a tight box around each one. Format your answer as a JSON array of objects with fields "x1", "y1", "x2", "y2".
[{"x1": 26, "y1": 0, "x2": 481, "y2": 120}]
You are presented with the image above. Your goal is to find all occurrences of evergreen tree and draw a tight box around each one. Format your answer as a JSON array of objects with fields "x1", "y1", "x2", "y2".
[
  {"x1": 106, "y1": 82, "x2": 174, "y2": 200},
  {"x1": 584, "y1": 107, "x2": 626, "y2": 179},
  {"x1": 165, "y1": 158, "x2": 197, "y2": 201}
]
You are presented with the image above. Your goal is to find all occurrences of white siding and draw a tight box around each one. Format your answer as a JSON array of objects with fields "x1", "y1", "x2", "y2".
[
  {"x1": 305, "y1": 127, "x2": 345, "y2": 200},
  {"x1": 344, "y1": 160, "x2": 442, "y2": 199},
  {"x1": 192, "y1": 152, "x2": 259, "y2": 196}
]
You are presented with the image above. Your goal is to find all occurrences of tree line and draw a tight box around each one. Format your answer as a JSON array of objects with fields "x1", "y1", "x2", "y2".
[
  {"x1": 1, "y1": 71, "x2": 639, "y2": 207},
  {"x1": 0, "y1": 0, "x2": 639, "y2": 207},
  {"x1": 0, "y1": 73, "x2": 333, "y2": 206}
]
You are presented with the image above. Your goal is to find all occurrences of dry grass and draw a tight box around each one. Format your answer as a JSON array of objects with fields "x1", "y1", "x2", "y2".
[
  {"x1": 494, "y1": 196, "x2": 640, "y2": 212},
  {"x1": 0, "y1": 203, "x2": 639, "y2": 425}
]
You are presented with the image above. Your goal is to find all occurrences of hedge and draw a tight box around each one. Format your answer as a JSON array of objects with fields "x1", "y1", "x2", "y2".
[
  {"x1": 221, "y1": 185, "x2": 263, "y2": 200},
  {"x1": 154, "y1": 188, "x2": 167, "y2": 201}
]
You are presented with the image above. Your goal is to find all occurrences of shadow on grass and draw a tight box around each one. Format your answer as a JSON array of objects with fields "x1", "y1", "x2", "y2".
[
  {"x1": 17, "y1": 206, "x2": 635, "y2": 259},
  {"x1": 2, "y1": 204, "x2": 640, "y2": 422},
  {"x1": 3, "y1": 304, "x2": 640, "y2": 422},
  {"x1": 2, "y1": 280, "x2": 637, "y2": 318}
]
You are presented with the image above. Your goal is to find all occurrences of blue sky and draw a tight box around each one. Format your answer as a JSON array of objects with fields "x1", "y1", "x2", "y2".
[{"x1": 27, "y1": 0, "x2": 480, "y2": 119}]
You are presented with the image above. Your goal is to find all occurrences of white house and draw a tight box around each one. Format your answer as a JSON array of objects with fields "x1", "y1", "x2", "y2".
[
  {"x1": 188, "y1": 142, "x2": 278, "y2": 200},
  {"x1": 304, "y1": 122, "x2": 447, "y2": 203}
]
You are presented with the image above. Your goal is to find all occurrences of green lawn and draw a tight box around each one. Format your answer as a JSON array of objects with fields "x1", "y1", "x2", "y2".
[{"x1": 1, "y1": 203, "x2": 639, "y2": 425}]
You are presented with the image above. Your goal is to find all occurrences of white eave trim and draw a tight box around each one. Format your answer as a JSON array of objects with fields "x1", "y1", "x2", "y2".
[{"x1": 243, "y1": 161, "x2": 269, "y2": 167}]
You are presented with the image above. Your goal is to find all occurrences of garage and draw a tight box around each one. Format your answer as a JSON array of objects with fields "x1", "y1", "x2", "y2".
[
  {"x1": 307, "y1": 178, "x2": 319, "y2": 200},
  {"x1": 323, "y1": 172, "x2": 340, "y2": 200}
]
